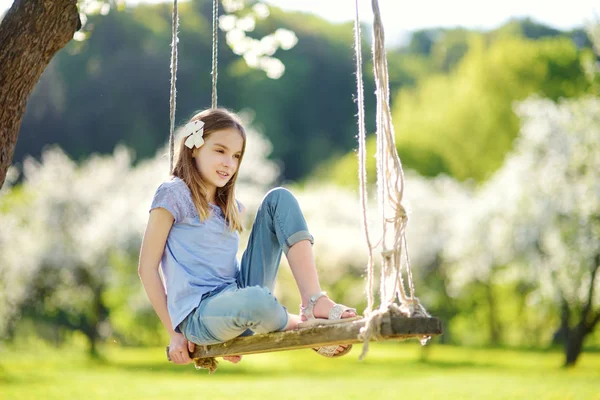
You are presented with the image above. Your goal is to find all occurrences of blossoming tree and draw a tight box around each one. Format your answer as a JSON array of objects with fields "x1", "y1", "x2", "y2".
[{"x1": 511, "y1": 97, "x2": 600, "y2": 366}]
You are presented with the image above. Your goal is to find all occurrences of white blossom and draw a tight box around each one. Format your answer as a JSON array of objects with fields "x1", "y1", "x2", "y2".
[
  {"x1": 236, "y1": 15, "x2": 256, "y2": 33},
  {"x1": 219, "y1": 2, "x2": 297, "y2": 79},
  {"x1": 219, "y1": 15, "x2": 238, "y2": 32},
  {"x1": 274, "y1": 29, "x2": 298, "y2": 51},
  {"x1": 222, "y1": 0, "x2": 245, "y2": 13},
  {"x1": 252, "y1": 3, "x2": 270, "y2": 19},
  {"x1": 259, "y1": 35, "x2": 279, "y2": 56},
  {"x1": 226, "y1": 28, "x2": 246, "y2": 47},
  {"x1": 259, "y1": 56, "x2": 285, "y2": 79}
]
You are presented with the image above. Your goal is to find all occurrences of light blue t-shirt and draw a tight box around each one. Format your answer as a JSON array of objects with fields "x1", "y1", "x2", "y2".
[{"x1": 150, "y1": 177, "x2": 240, "y2": 330}]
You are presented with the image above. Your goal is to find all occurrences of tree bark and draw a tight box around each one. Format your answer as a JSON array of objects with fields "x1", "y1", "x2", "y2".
[
  {"x1": 552, "y1": 297, "x2": 570, "y2": 345},
  {"x1": 565, "y1": 323, "x2": 586, "y2": 367},
  {"x1": 0, "y1": 0, "x2": 80, "y2": 188},
  {"x1": 563, "y1": 254, "x2": 600, "y2": 367},
  {"x1": 486, "y1": 281, "x2": 501, "y2": 345}
]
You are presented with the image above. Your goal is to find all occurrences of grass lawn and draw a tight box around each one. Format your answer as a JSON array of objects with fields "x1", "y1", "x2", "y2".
[{"x1": 1, "y1": 341, "x2": 599, "y2": 400}]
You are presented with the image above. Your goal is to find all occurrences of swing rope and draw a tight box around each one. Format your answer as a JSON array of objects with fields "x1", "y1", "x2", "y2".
[
  {"x1": 169, "y1": 0, "x2": 219, "y2": 171},
  {"x1": 353, "y1": 0, "x2": 376, "y2": 315},
  {"x1": 211, "y1": 0, "x2": 219, "y2": 109},
  {"x1": 168, "y1": 0, "x2": 179, "y2": 172},
  {"x1": 355, "y1": 0, "x2": 430, "y2": 359}
]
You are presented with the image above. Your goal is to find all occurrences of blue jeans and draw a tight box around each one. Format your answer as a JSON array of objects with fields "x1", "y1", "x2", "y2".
[{"x1": 179, "y1": 187, "x2": 314, "y2": 345}]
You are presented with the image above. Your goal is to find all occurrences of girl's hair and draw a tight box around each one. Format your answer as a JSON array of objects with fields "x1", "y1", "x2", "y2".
[{"x1": 172, "y1": 108, "x2": 247, "y2": 232}]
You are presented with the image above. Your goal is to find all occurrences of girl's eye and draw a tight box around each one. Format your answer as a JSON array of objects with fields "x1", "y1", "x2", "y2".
[
  {"x1": 234, "y1": 154, "x2": 241, "y2": 159},
  {"x1": 216, "y1": 149, "x2": 224, "y2": 153}
]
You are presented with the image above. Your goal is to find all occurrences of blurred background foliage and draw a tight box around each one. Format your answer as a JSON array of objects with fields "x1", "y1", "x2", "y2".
[
  {"x1": 1, "y1": 0, "x2": 600, "y2": 369},
  {"x1": 14, "y1": 1, "x2": 594, "y2": 183}
]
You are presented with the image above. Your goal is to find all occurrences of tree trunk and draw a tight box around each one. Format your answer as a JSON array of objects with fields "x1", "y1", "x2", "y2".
[
  {"x1": 86, "y1": 329, "x2": 100, "y2": 359},
  {"x1": 0, "y1": 0, "x2": 80, "y2": 188},
  {"x1": 564, "y1": 323, "x2": 586, "y2": 367},
  {"x1": 564, "y1": 254, "x2": 600, "y2": 367},
  {"x1": 86, "y1": 283, "x2": 109, "y2": 359},
  {"x1": 486, "y1": 281, "x2": 501, "y2": 345},
  {"x1": 552, "y1": 298, "x2": 570, "y2": 345}
]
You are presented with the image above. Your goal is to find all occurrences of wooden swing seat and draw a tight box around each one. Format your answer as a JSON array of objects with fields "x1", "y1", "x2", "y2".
[{"x1": 167, "y1": 311, "x2": 442, "y2": 360}]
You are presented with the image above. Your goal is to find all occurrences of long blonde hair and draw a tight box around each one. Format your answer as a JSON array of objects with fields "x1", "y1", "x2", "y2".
[{"x1": 172, "y1": 108, "x2": 247, "y2": 232}]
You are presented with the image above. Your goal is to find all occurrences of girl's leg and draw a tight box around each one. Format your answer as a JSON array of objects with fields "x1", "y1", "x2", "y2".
[
  {"x1": 239, "y1": 188, "x2": 355, "y2": 326},
  {"x1": 238, "y1": 187, "x2": 314, "y2": 290},
  {"x1": 287, "y1": 240, "x2": 356, "y2": 321},
  {"x1": 180, "y1": 283, "x2": 288, "y2": 345}
]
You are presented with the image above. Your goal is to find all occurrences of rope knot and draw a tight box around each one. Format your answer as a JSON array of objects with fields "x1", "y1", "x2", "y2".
[
  {"x1": 381, "y1": 249, "x2": 394, "y2": 260},
  {"x1": 394, "y1": 297, "x2": 430, "y2": 318},
  {"x1": 194, "y1": 357, "x2": 218, "y2": 374},
  {"x1": 396, "y1": 205, "x2": 408, "y2": 223}
]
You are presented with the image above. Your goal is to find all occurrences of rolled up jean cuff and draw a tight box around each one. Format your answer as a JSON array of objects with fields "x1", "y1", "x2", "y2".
[
  {"x1": 283, "y1": 230, "x2": 314, "y2": 255},
  {"x1": 277, "y1": 306, "x2": 290, "y2": 331}
]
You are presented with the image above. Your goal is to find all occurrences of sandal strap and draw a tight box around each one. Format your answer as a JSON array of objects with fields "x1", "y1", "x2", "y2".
[
  {"x1": 300, "y1": 291, "x2": 328, "y2": 319},
  {"x1": 301, "y1": 292, "x2": 357, "y2": 321}
]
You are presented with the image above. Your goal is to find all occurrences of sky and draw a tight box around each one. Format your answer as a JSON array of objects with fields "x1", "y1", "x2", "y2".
[{"x1": 1, "y1": 0, "x2": 599, "y2": 45}]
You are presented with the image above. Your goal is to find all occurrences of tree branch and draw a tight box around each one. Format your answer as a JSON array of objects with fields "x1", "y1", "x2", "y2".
[{"x1": 0, "y1": 0, "x2": 80, "y2": 188}]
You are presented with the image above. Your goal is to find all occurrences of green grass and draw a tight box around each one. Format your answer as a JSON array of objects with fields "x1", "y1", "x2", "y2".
[{"x1": 1, "y1": 342, "x2": 599, "y2": 400}]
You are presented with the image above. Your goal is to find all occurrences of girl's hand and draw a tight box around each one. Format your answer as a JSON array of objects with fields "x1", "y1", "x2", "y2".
[{"x1": 168, "y1": 332, "x2": 195, "y2": 364}]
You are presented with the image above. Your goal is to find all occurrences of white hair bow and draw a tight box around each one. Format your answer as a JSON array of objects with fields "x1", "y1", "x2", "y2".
[{"x1": 183, "y1": 120, "x2": 205, "y2": 149}]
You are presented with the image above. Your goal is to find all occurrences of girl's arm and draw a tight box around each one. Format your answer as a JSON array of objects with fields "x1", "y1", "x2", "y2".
[{"x1": 138, "y1": 208, "x2": 194, "y2": 364}]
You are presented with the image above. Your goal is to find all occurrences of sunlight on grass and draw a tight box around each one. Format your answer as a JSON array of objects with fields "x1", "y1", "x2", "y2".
[{"x1": 1, "y1": 342, "x2": 599, "y2": 400}]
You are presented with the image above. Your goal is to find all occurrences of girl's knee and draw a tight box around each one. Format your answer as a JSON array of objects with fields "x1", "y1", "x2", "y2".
[{"x1": 263, "y1": 187, "x2": 296, "y2": 208}]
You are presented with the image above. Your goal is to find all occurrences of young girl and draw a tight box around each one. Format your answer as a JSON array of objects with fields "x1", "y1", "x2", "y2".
[{"x1": 138, "y1": 108, "x2": 358, "y2": 365}]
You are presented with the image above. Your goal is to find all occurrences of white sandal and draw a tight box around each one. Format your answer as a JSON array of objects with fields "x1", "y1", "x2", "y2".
[{"x1": 298, "y1": 292, "x2": 361, "y2": 357}]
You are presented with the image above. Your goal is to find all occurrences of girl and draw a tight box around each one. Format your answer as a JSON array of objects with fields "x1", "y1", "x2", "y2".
[{"x1": 138, "y1": 108, "x2": 358, "y2": 365}]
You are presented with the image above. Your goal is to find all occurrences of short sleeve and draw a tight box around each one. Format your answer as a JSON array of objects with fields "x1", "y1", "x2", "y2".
[{"x1": 150, "y1": 182, "x2": 184, "y2": 223}]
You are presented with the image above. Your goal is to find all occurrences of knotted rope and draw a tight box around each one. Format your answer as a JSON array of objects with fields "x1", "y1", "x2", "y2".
[{"x1": 354, "y1": 0, "x2": 430, "y2": 359}]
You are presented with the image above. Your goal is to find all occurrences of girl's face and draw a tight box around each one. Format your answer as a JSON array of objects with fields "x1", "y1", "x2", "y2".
[{"x1": 193, "y1": 127, "x2": 244, "y2": 199}]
